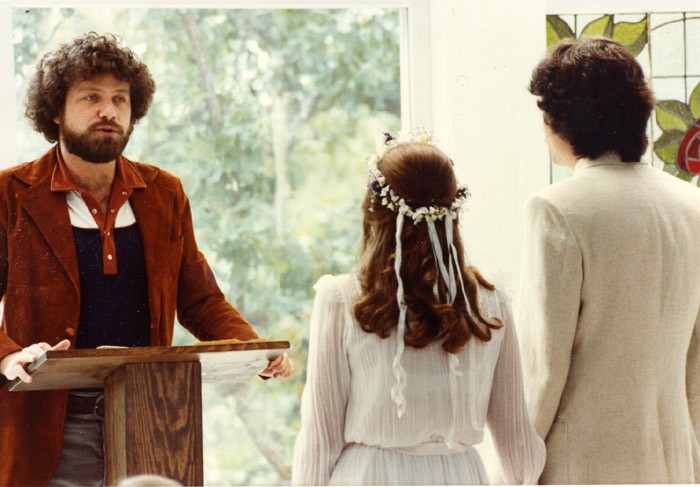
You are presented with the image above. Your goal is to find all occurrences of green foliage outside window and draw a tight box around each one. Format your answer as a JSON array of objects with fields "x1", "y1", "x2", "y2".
[{"x1": 12, "y1": 7, "x2": 400, "y2": 485}]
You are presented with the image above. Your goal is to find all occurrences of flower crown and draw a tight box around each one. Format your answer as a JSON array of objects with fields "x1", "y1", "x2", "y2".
[{"x1": 366, "y1": 130, "x2": 470, "y2": 224}]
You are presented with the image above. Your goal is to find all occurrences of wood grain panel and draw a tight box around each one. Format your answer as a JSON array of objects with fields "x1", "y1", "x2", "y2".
[
  {"x1": 105, "y1": 362, "x2": 203, "y2": 486},
  {"x1": 104, "y1": 367, "x2": 127, "y2": 483}
]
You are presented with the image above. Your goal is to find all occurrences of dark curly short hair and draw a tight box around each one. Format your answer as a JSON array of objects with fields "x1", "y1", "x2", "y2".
[
  {"x1": 25, "y1": 32, "x2": 156, "y2": 143},
  {"x1": 529, "y1": 36, "x2": 655, "y2": 162}
]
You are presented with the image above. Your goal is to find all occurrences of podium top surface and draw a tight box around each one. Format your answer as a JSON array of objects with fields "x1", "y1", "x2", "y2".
[{"x1": 9, "y1": 341, "x2": 290, "y2": 392}]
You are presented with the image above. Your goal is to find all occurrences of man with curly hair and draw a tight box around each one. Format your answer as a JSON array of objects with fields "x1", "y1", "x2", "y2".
[
  {"x1": 0, "y1": 32, "x2": 291, "y2": 486},
  {"x1": 518, "y1": 36, "x2": 700, "y2": 484}
]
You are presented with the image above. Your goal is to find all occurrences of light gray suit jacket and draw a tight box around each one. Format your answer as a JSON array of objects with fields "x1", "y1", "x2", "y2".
[{"x1": 518, "y1": 153, "x2": 700, "y2": 484}]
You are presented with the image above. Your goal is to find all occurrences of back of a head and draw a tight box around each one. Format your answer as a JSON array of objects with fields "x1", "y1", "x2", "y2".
[
  {"x1": 358, "y1": 141, "x2": 458, "y2": 280},
  {"x1": 355, "y1": 140, "x2": 501, "y2": 353},
  {"x1": 529, "y1": 36, "x2": 655, "y2": 162},
  {"x1": 381, "y1": 142, "x2": 457, "y2": 209}
]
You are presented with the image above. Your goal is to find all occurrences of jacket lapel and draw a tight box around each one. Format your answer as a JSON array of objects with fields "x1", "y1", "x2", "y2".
[
  {"x1": 128, "y1": 163, "x2": 169, "y2": 332},
  {"x1": 14, "y1": 150, "x2": 80, "y2": 292}
]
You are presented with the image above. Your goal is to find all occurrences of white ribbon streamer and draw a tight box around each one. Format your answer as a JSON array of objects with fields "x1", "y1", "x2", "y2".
[
  {"x1": 391, "y1": 212, "x2": 408, "y2": 418},
  {"x1": 427, "y1": 220, "x2": 457, "y2": 303},
  {"x1": 391, "y1": 214, "x2": 478, "y2": 421}
]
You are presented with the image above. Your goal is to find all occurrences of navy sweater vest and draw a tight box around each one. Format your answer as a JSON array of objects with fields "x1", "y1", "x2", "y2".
[{"x1": 72, "y1": 223, "x2": 151, "y2": 349}]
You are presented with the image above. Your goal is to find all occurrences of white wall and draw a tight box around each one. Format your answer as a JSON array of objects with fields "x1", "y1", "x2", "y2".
[{"x1": 427, "y1": 0, "x2": 550, "y2": 289}]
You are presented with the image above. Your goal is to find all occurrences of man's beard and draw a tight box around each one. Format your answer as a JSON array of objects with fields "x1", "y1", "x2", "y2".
[{"x1": 61, "y1": 120, "x2": 132, "y2": 164}]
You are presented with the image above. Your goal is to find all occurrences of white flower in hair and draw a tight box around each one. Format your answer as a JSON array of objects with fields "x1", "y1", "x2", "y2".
[{"x1": 366, "y1": 130, "x2": 470, "y2": 224}]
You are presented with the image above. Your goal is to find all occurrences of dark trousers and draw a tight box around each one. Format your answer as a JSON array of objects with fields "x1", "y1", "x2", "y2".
[{"x1": 49, "y1": 392, "x2": 105, "y2": 487}]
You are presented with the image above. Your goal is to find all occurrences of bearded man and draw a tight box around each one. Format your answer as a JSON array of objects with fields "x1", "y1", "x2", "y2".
[{"x1": 0, "y1": 32, "x2": 291, "y2": 486}]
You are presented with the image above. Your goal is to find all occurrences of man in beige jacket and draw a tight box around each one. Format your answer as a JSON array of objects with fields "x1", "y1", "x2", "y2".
[{"x1": 518, "y1": 36, "x2": 700, "y2": 484}]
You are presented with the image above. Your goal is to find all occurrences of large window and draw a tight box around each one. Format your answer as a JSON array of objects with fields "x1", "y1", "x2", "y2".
[{"x1": 5, "y1": 4, "x2": 408, "y2": 484}]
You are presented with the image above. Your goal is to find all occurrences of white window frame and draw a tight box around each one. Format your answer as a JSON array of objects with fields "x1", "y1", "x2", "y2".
[
  {"x1": 0, "y1": 0, "x2": 433, "y2": 166},
  {"x1": 547, "y1": 0, "x2": 700, "y2": 14},
  {"x1": 0, "y1": 4, "x2": 14, "y2": 163}
]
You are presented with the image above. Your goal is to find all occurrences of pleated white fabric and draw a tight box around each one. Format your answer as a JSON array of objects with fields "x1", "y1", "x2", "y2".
[{"x1": 292, "y1": 273, "x2": 545, "y2": 486}]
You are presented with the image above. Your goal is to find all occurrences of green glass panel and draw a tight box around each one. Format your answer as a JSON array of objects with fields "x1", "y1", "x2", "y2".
[
  {"x1": 581, "y1": 15, "x2": 613, "y2": 38},
  {"x1": 656, "y1": 100, "x2": 693, "y2": 132},
  {"x1": 612, "y1": 18, "x2": 648, "y2": 56},
  {"x1": 654, "y1": 130, "x2": 685, "y2": 163},
  {"x1": 663, "y1": 163, "x2": 693, "y2": 181},
  {"x1": 546, "y1": 15, "x2": 575, "y2": 47},
  {"x1": 690, "y1": 81, "x2": 700, "y2": 120}
]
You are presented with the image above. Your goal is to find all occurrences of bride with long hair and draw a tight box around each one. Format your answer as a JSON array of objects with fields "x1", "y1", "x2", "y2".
[{"x1": 292, "y1": 132, "x2": 544, "y2": 485}]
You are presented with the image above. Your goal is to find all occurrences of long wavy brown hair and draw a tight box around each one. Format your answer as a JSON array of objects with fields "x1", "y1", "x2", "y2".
[{"x1": 353, "y1": 142, "x2": 502, "y2": 353}]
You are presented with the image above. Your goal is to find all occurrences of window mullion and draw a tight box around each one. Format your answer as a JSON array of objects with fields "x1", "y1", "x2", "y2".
[{"x1": 0, "y1": 5, "x2": 17, "y2": 166}]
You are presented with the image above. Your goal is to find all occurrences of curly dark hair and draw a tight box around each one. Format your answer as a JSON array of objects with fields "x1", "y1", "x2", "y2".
[
  {"x1": 529, "y1": 36, "x2": 655, "y2": 162},
  {"x1": 25, "y1": 32, "x2": 156, "y2": 143},
  {"x1": 353, "y1": 142, "x2": 502, "y2": 354}
]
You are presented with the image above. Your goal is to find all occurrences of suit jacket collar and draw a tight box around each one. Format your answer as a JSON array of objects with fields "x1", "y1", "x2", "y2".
[{"x1": 574, "y1": 152, "x2": 648, "y2": 174}]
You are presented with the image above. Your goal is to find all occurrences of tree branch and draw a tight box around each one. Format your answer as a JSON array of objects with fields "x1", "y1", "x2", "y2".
[
  {"x1": 220, "y1": 382, "x2": 292, "y2": 480},
  {"x1": 179, "y1": 11, "x2": 224, "y2": 133}
]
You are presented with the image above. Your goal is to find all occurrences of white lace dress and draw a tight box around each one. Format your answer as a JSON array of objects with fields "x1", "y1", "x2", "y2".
[{"x1": 292, "y1": 273, "x2": 545, "y2": 486}]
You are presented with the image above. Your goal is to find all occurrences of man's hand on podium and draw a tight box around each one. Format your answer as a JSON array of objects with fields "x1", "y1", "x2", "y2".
[
  {"x1": 260, "y1": 352, "x2": 293, "y2": 379},
  {"x1": 0, "y1": 339, "x2": 71, "y2": 383}
]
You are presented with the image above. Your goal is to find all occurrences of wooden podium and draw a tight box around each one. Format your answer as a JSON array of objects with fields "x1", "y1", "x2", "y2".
[{"x1": 8, "y1": 341, "x2": 289, "y2": 486}]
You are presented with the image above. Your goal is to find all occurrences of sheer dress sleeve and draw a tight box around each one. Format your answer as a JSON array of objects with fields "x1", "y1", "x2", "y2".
[
  {"x1": 292, "y1": 275, "x2": 351, "y2": 486},
  {"x1": 486, "y1": 293, "x2": 546, "y2": 484}
]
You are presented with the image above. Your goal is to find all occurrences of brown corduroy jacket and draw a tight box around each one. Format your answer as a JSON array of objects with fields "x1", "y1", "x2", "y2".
[{"x1": 0, "y1": 147, "x2": 258, "y2": 486}]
